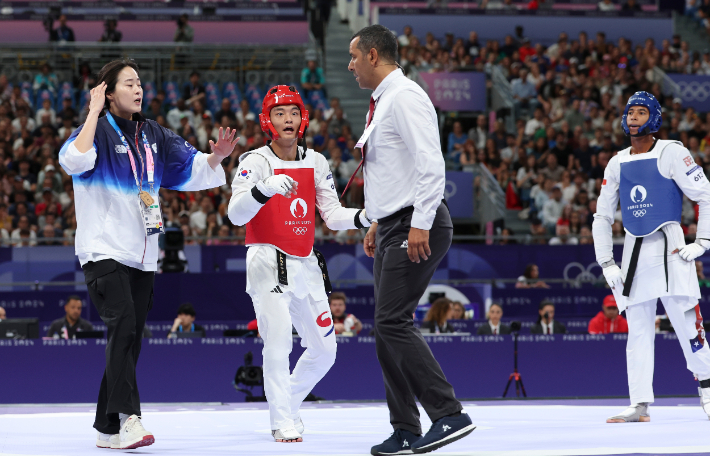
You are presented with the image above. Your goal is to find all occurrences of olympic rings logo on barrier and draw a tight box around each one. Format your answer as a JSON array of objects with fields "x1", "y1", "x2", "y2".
[
  {"x1": 677, "y1": 81, "x2": 710, "y2": 102},
  {"x1": 444, "y1": 180, "x2": 457, "y2": 199},
  {"x1": 563, "y1": 262, "x2": 604, "y2": 283},
  {"x1": 293, "y1": 227, "x2": 307, "y2": 235},
  {"x1": 633, "y1": 209, "x2": 646, "y2": 218}
]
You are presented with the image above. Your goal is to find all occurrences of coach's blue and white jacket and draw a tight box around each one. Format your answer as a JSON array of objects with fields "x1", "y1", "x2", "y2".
[{"x1": 59, "y1": 113, "x2": 225, "y2": 271}]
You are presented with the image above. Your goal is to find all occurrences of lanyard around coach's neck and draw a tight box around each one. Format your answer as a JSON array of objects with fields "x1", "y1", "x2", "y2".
[{"x1": 106, "y1": 112, "x2": 155, "y2": 193}]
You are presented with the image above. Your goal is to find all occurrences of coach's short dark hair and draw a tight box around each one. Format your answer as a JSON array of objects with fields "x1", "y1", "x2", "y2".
[{"x1": 352, "y1": 25, "x2": 398, "y2": 63}]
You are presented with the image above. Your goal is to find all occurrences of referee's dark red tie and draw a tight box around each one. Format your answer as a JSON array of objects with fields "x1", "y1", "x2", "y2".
[
  {"x1": 340, "y1": 96, "x2": 375, "y2": 200},
  {"x1": 365, "y1": 96, "x2": 375, "y2": 128}
]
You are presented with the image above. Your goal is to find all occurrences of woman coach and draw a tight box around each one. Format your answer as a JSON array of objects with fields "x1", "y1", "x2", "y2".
[{"x1": 58, "y1": 59, "x2": 238, "y2": 450}]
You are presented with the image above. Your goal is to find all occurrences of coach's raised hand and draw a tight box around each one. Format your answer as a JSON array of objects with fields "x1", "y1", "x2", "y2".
[{"x1": 207, "y1": 127, "x2": 240, "y2": 170}]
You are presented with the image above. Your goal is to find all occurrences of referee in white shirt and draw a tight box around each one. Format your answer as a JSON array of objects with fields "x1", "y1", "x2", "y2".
[{"x1": 347, "y1": 25, "x2": 475, "y2": 455}]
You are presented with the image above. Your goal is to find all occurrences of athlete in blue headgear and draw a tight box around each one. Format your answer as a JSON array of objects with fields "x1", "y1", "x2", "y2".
[{"x1": 592, "y1": 91, "x2": 710, "y2": 422}]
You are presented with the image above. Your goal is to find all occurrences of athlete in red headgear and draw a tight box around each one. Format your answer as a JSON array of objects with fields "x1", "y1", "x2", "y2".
[{"x1": 228, "y1": 85, "x2": 371, "y2": 442}]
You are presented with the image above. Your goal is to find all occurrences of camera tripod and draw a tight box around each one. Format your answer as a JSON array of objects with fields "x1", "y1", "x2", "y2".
[{"x1": 502, "y1": 330, "x2": 527, "y2": 398}]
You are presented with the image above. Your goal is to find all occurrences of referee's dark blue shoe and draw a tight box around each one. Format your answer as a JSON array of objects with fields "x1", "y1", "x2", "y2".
[
  {"x1": 371, "y1": 428, "x2": 421, "y2": 455},
  {"x1": 410, "y1": 412, "x2": 476, "y2": 454}
]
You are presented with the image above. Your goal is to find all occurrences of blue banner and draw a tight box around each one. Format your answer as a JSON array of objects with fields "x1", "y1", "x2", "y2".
[
  {"x1": 667, "y1": 74, "x2": 710, "y2": 112},
  {"x1": 202, "y1": 244, "x2": 622, "y2": 282},
  {"x1": 445, "y1": 171, "x2": 474, "y2": 218},
  {"x1": 0, "y1": 244, "x2": 626, "y2": 285}
]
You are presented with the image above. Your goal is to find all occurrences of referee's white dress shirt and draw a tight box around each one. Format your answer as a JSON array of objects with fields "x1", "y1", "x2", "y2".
[{"x1": 363, "y1": 69, "x2": 446, "y2": 230}]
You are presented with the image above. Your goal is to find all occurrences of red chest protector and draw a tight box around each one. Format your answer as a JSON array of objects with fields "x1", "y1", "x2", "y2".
[{"x1": 245, "y1": 147, "x2": 316, "y2": 257}]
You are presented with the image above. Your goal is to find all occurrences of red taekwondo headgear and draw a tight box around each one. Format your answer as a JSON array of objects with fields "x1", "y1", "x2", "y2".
[{"x1": 259, "y1": 85, "x2": 309, "y2": 140}]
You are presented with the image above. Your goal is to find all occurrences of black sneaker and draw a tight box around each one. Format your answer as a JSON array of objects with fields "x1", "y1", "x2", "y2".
[
  {"x1": 371, "y1": 428, "x2": 421, "y2": 455},
  {"x1": 411, "y1": 412, "x2": 475, "y2": 454}
]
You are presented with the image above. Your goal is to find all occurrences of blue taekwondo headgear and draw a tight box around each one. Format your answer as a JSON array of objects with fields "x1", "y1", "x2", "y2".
[{"x1": 621, "y1": 91, "x2": 662, "y2": 137}]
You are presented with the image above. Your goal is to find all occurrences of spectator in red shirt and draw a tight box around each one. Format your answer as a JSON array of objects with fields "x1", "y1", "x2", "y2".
[
  {"x1": 329, "y1": 292, "x2": 362, "y2": 335},
  {"x1": 588, "y1": 295, "x2": 628, "y2": 334},
  {"x1": 35, "y1": 187, "x2": 62, "y2": 217},
  {"x1": 519, "y1": 38, "x2": 536, "y2": 62}
]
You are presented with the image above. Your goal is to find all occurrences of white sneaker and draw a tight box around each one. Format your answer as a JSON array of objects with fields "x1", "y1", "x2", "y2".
[
  {"x1": 699, "y1": 387, "x2": 710, "y2": 420},
  {"x1": 607, "y1": 403, "x2": 650, "y2": 423},
  {"x1": 272, "y1": 427, "x2": 302, "y2": 442},
  {"x1": 294, "y1": 415, "x2": 304, "y2": 434},
  {"x1": 95, "y1": 432, "x2": 119, "y2": 449},
  {"x1": 117, "y1": 415, "x2": 155, "y2": 449}
]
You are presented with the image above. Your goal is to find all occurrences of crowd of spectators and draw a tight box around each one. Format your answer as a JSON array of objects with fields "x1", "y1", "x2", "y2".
[
  {"x1": 6, "y1": 24, "x2": 710, "y2": 249},
  {"x1": 397, "y1": 25, "x2": 709, "y2": 244},
  {"x1": 686, "y1": 0, "x2": 710, "y2": 42},
  {"x1": 0, "y1": 57, "x2": 367, "y2": 247},
  {"x1": 0, "y1": 69, "x2": 77, "y2": 247}
]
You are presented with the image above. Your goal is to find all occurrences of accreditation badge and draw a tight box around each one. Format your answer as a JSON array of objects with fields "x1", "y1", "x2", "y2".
[
  {"x1": 355, "y1": 121, "x2": 377, "y2": 149},
  {"x1": 138, "y1": 194, "x2": 164, "y2": 236}
]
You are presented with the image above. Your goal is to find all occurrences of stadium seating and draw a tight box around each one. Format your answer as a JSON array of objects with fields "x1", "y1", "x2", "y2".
[
  {"x1": 33, "y1": 90, "x2": 54, "y2": 111},
  {"x1": 56, "y1": 85, "x2": 75, "y2": 110},
  {"x1": 79, "y1": 90, "x2": 91, "y2": 112},
  {"x1": 244, "y1": 83, "x2": 265, "y2": 113},
  {"x1": 308, "y1": 90, "x2": 329, "y2": 111}
]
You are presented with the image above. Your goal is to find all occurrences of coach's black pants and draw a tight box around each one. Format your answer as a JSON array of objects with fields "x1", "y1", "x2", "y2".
[
  {"x1": 83, "y1": 259, "x2": 154, "y2": 435},
  {"x1": 373, "y1": 203, "x2": 462, "y2": 435}
]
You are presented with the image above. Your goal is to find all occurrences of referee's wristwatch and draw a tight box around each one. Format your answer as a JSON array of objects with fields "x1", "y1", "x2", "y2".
[{"x1": 363, "y1": 209, "x2": 372, "y2": 225}]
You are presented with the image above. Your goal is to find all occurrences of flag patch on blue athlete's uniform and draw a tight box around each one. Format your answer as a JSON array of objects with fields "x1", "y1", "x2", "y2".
[{"x1": 690, "y1": 335, "x2": 705, "y2": 353}]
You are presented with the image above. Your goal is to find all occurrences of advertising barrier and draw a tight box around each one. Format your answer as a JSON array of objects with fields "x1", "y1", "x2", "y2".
[
  {"x1": 667, "y1": 74, "x2": 710, "y2": 112},
  {"x1": 419, "y1": 73, "x2": 486, "y2": 112},
  {"x1": 0, "y1": 334, "x2": 699, "y2": 403}
]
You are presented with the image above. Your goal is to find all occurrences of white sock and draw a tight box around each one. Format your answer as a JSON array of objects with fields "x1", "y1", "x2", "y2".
[{"x1": 119, "y1": 413, "x2": 130, "y2": 428}]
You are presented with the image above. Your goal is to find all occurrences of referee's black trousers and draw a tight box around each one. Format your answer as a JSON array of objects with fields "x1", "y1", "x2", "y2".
[
  {"x1": 373, "y1": 202, "x2": 462, "y2": 435},
  {"x1": 83, "y1": 259, "x2": 154, "y2": 435}
]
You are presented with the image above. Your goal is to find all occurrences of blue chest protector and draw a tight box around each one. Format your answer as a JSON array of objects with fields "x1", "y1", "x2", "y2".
[{"x1": 619, "y1": 157, "x2": 682, "y2": 237}]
